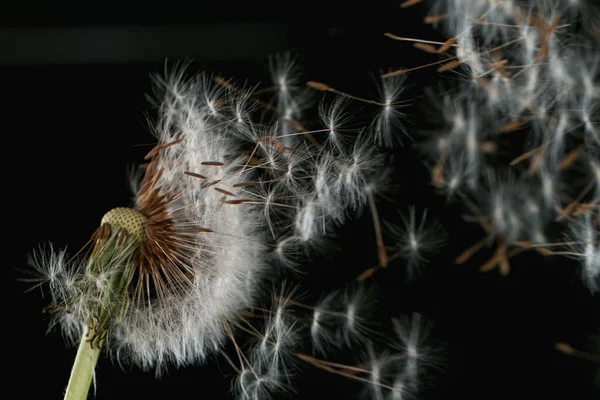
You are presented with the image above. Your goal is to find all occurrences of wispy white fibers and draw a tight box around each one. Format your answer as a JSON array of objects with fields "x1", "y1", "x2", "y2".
[
  {"x1": 29, "y1": 53, "x2": 399, "y2": 392},
  {"x1": 386, "y1": 207, "x2": 446, "y2": 277},
  {"x1": 412, "y1": 0, "x2": 600, "y2": 288},
  {"x1": 357, "y1": 314, "x2": 445, "y2": 400},
  {"x1": 27, "y1": 244, "x2": 81, "y2": 344},
  {"x1": 563, "y1": 211, "x2": 600, "y2": 292},
  {"x1": 107, "y1": 66, "x2": 271, "y2": 373}
]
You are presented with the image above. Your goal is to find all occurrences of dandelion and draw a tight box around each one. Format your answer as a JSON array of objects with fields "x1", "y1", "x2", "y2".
[
  {"x1": 30, "y1": 137, "x2": 269, "y2": 398},
  {"x1": 27, "y1": 53, "x2": 403, "y2": 399}
]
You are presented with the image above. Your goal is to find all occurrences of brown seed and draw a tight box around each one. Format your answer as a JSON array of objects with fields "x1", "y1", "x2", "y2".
[
  {"x1": 400, "y1": 0, "x2": 422, "y2": 7},
  {"x1": 424, "y1": 13, "x2": 448, "y2": 24},
  {"x1": 414, "y1": 43, "x2": 439, "y2": 53},
  {"x1": 437, "y1": 37, "x2": 457, "y2": 53},
  {"x1": 185, "y1": 171, "x2": 208, "y2": 180},
  {"x1": 224, "y1": 199, "x2": 252, "y2": 205},
  {"x1": 437, "y1": 59, "x2": 462, "y2": 73},
  {"x1": 232, "y1": 181, "x2": 258, "y2": 188},
  {"x1": 214, "y1": 187, "x2": 236, "y2": 197},
  {"x1": 306, "y1": 81, "x2": 331, "y2": 91},
  {"x1": 499, "y1": 120, "x2": 526, "y2": 133}
]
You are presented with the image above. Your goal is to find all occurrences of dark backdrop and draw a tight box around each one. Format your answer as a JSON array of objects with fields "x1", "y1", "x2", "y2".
[{"x1": 5, "y1": 2, "x2": 599, "y2": 400}]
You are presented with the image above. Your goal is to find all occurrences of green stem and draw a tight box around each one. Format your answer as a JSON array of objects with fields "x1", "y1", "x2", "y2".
[
  {"x1": 64, "y1": 323, "x2": 102, "y2": 400},
  {"x1": 61, "y1": 214, "x2": 142, "y2": 399}
]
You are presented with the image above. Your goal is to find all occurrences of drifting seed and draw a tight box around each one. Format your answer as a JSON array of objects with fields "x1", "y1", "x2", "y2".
[
  {"x1": 480, "y1": 141, "x2": 497, "y2": 153},
  {"x1": 513, "y1": 241, "x2": 533, "y2": 249},
  {"x1": 144, "y1": 147, "x2": 160, "y2": 161},
  {"x1": 424, "y1": 13, "x2": 447, "y2": 24},
  {"x1": 431, "y1": 152, "x2": 447, "y2": 187},
  {"x1": 213, "y1": 76, "x2": 234, "y2": 90},
  {"x1": 232, "y1": 181, "x2": 258, "y2": 188},
  {"x1": 214, "y1": 187, "x2": 236, "y2": 197},
  {"x1": 510, "y1": 150, "x2": 534, "y2": 166},
  {"x1": 224, "y1": 199, "x2": 252, "y2": 205},
  {"x1": 144, "y1": 139, "x2": 183, "y2": 160},
  {"x1": 306, "y1": 81, "x2": 384, "y2": 106},
  {"x1": 536, "y1": 248, "x2": 554, "y2": 256},
  {"x1": 414, "y1": 43, "x2": 439, "y2": 53},
  {"x1": 499, "y1": 120, "x2": 526, "y2": 133},
  {"x1": 528, "y1": 148, "x2": 546, "y2": 175},
  {"x1": 437, "y1": 59, "x2": 462, "y2": 73},
  {"x1": 400, "y1": 0, "x2": 422, "y2": 7},
  {"x1": 356, "y1": 266, "x2": 379, "y2": 282},
  {"x1": 456, "y1": 238, "x2": 487, "y2": 264},
  {"x1": 307, "y1": 81, "x2": 332, "y2": 92},
  {"x1": 201, "y1": 180, "x2": 221, "y2": 189},
  {"x1": 383, "y1": 33, "x2": 457, "y2": 50},
  {"x1": 480, "y1": 252, "x2": 502, "y2": 273},
  {"x1": 201, "y1": 161, "x2": 225, "y2": 166},
  {"x1": 382, "y1": 59, "x2": 453, "y2": 78},
  {"x1": 473, "y1": 76, "x2": 490, "y2": 88},
  {"x1": 259, "y1": 136, "x2": 294, "y2": 153},
  {"x1": 437, "y1": 37, "x2": 457, "y2": 53},
  {"x1": 498, "y1": 247, "x2": 510, "y2": 276},
  {"x1": 531, "y1": 13, "x2": 562, "y2": 61},
  {"x1": 574, "y1": 203, "x2": 600, "y2": 217},
  {"x1": 555, "y1": 343, "x2": 575, "y2": 355},
  {"x1": 286, "y1": 118, "x2": 307, "y2": 131},
  {"x1": 559, "y1": 145, "x2": 585, "y2": 171},
  {"x1": 489, "y1": 59, "x2": 508, "y2": 68},
  {"x1": 557, "y1": 202, "x2": 577, "y2": 221},
  {"x1": 185, "y1": 171, "x2": 208, "y2": 180}
]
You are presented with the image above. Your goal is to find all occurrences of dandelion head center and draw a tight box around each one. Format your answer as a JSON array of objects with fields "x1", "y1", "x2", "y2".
[{"x1": 101, "y1": 207, "x2": 146, "y2": 242}]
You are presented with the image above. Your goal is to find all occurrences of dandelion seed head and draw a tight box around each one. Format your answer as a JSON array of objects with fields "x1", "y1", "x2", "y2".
[
  {"x1": 30, "y1": 55, "x2": 396, "y2": 386},
  {"x1": 101, "y1": 207, "x2": 146, "y2": 242}
]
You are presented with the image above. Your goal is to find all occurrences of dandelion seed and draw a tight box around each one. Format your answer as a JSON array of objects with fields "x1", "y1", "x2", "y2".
[
  {"x1": 294, "y1": 198, "x2": 326, "y2": 243},
  {"x1": 371, "y1": 73, "x2": 410, "y2": 147},
  {"x1": 386, "y1": 207, "x2": 446, "y2": 276},
  {"x1": 391, "y1": 313, "x2": 445, "y2": 391},
  {"x1": 563, "y1": 211, "x2": 600, "y2": 292},
  {"x1": 318, "y1": 96, "x2": 355, "y2": 152},
  {"x1": 268, "y1": 52, "x2": 314, "y2": 144}
]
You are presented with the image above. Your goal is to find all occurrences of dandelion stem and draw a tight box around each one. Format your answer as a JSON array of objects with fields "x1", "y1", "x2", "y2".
[
  {"x1": 62, "y1": 208, "x2": 145, "y2": 399},
  {"x1": 64, "y1": 323, "x2": 102, "y2": 400}
]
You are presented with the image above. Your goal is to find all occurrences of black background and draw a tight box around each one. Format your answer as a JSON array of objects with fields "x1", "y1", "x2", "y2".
[{"x1": 5, "y1": 2, "x2": 600, "y2": 399}]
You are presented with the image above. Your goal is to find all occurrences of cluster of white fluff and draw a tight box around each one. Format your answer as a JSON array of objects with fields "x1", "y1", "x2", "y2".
[
  {"x1": 29, "y1": 51, "x2": 405, "y2": 383},
  {"x1": 359, "y1": 313, "x2": 446, "y2": 400},
  {"x1": 415, "y1": 0, "x2": 599, "y2": 287}
]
